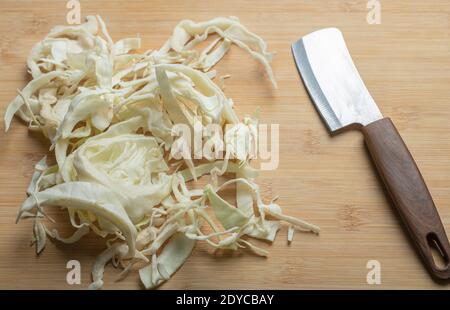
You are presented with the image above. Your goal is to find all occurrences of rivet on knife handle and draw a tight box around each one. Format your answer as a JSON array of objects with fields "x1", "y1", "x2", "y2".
[
  {"x1": 363, "y1": 118, "x2": 450, "y2": 279},
  {"x1": 292, "y1": 27, "x2": 450, "y2": 280}
]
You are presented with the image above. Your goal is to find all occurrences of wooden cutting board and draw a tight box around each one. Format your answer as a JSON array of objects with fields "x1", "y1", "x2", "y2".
[{"x1": 0, "y1": 0, "x2": 449, "y2": 289}]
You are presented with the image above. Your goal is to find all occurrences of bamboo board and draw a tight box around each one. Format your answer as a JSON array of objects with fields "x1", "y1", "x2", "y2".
[{"x1": 0, "y1": 0, "x2": 449, "y2": 289}]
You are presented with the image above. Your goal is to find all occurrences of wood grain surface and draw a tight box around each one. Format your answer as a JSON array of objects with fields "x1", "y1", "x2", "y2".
[{"x1": 0, "y1": 0, "x2": 449, "y2": 289}]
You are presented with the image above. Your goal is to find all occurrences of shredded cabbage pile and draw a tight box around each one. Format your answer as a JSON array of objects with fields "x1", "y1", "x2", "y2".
[{"x1": 5, "y1": 15, "x2": 319, "y2": 289}]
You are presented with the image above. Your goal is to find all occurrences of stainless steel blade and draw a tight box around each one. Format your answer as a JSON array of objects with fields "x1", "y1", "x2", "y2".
[{"x1": 292, "y1": 28, "x2": 383, "y2": 132}]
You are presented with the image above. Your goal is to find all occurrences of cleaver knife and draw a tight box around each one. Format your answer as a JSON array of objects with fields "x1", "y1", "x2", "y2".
[{"x1": 292, "y1": 28, "x2": 450, "y2": 280}]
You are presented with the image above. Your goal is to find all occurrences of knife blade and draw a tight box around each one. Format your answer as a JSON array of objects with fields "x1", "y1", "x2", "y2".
[
  {"x1": 292, "y1": 28, "x2": 450, "y2": 280},
  {"x1": 292, "y1": 28, "x2": 382, "y2": 132}
]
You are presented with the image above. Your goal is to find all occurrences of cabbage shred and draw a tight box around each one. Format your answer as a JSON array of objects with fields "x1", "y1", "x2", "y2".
[{"x1": 5, "y1": 15, "x2": 319, "y2": 289}]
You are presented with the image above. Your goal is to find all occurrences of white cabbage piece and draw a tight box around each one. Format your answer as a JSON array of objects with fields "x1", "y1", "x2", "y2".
[
  {"x1": 168, "y1": 17, "x2": 277, "y2": 87},
  {"x1": 4, "y1": 71, "x2": 63, "y2": 131},
  {"x1": 139, "y1": 231, "x2": 196, "y2": 289},
  {"x1": 72, "y1": 124, "x2": 172, "y2": 222},
  {"x1": 17, "y1": 181, "x2": 137, "y2": 258},
  {"x1": 5, "y1": 15, "x2": 318, "y2": 290}
]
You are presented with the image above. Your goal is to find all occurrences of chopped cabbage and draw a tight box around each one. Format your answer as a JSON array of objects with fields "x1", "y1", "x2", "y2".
[{"x1": 5, "y1": 15, "x2": 318, "y2": 289}]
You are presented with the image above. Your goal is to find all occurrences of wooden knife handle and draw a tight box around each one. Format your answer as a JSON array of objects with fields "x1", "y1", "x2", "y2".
[{"x1": 362, "y1": 117, "x2": 450, "y2": 280}]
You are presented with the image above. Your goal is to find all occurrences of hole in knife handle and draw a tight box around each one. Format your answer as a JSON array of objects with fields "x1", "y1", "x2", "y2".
[{"x1": 427, "y1": 233, "x2": 449, "y2": 270}]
